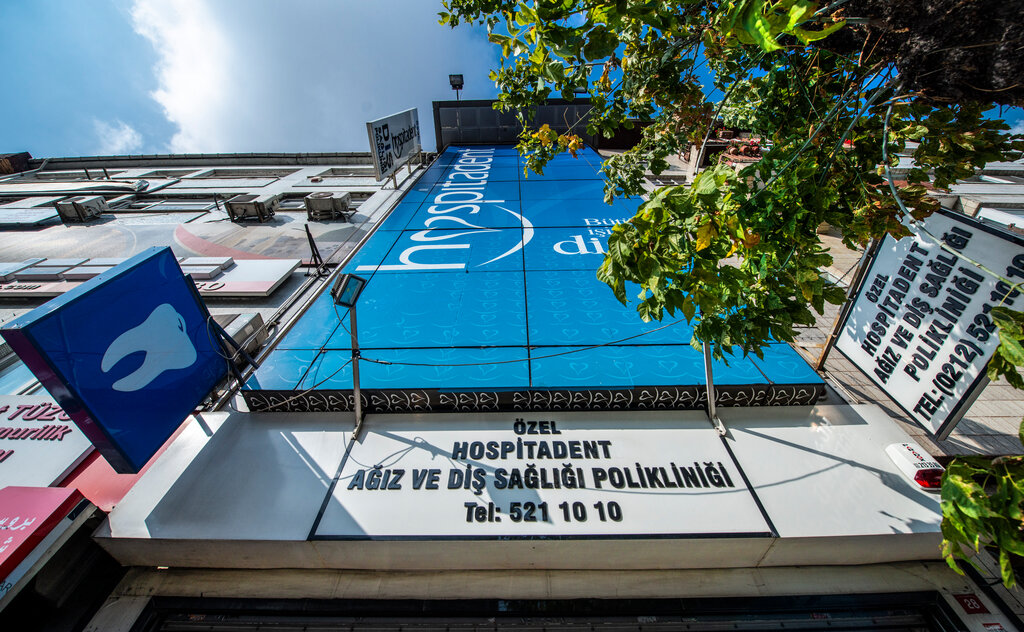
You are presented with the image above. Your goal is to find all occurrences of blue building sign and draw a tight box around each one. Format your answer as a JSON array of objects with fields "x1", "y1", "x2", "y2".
[
  {"x1": 245, "y1": 145, "x2": 823, "y2": 414},
  {"x1": 0, "y1": 247, "x2": 227, "y2": 472}
]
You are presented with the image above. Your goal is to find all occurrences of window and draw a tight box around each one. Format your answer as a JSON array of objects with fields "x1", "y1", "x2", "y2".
[
  {"x1": 313, "y1": 167, "x2": 376, "y2": 178},
  {"x1": 277, "y1": 194, "x2": 308, "y2": 210},
  {"x1": 193, "y1": 168, "x2": 299, "y2": 179},
  {"x1": 141, "y1": 169, "x2": 199, "y2": 178},
  {"x1": 0, "y1": 345, "x2": 36, "y2": 395},
  {"x1": 23, "y1": 170, "x2": 126, "y2": 181},
  {"x1": 121, "y1": 197, "x2": 218, "y2": 212}
]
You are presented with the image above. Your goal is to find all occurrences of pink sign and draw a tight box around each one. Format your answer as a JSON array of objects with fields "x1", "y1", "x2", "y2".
[{"x1": 0, "y1": 486, "x2": 84, "y2": 579}]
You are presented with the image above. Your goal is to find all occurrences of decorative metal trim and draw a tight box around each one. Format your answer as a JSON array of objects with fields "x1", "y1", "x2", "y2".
[{"x1": 243, "y1": 384, "x2": 825, "y2": 414}]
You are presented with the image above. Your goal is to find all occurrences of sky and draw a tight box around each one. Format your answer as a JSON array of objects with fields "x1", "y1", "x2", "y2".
[
  {"x1": 1, "y1": 1, "x2": 1021, "y2": 159},
  {"x1": 0, "y1": 0, "x2": 501, "y2": 157}
]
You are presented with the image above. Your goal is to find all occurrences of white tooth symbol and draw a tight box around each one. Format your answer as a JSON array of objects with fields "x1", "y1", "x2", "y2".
[{"x1": 101, "y1": 303, "x2": 198, "y2": 392}]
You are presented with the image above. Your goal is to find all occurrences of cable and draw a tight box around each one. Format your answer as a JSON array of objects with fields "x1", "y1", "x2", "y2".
[
  {"x1": 259, "y1": 358, "x2": 353, "y2": 412},
  {"x1": 357, "y1": 317, "x2": 688, "y2": 368},
  {"x1": 881, "y1": 100, "x2": 1023, "y2": 293}
]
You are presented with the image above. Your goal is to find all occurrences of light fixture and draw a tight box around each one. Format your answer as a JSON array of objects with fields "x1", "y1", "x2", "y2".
[
  {"x1": 330, "y1": 273, "x2": 368, "y2": 438},
  {"x1": 331, "y1": 274, "x2": 366, "y2": 307},
  {"x1": 449, "y1": 74, "x2": 464, "y2": 101}
]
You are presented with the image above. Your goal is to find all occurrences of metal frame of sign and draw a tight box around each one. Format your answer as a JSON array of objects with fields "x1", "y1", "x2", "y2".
[
  {"x1": 366, "y1": 108, "x2": 421, "y2": 182},
  {"x1": 0, "y1": 247, "x2": 229, "y2": 472},
  {"x1": 833, "y1": 208, "x2": 1024, "y2": 439}
]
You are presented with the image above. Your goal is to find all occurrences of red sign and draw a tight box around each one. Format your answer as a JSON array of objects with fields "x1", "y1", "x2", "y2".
[
  {"x1": 0, "y1": 486, "x2": 84, "y2": 579},
  {"x1": 954, "y1": 593, "x2": 990, "y2": 614}
]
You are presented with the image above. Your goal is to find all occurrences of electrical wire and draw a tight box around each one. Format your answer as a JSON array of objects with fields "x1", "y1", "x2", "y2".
[
  {"x1": 259, "y1": 358, "x2": 353, "y2": 412},
  {"x1": 881, "y1": 100, "x2": 1023, "y2": 292},
  {"x1": 308, "y1": 148, "x2": 697, "y2": 373},
  {"x1": 354, "y1": 318, "x2": 688, "y2": 368},
  {"x1": 330, "y1": 285, "x2": 690, "y2": 369}
]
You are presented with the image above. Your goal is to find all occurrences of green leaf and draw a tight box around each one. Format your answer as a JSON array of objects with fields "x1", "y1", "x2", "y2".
[
  {"x1": 695, "y1": 222, "x2": 717, "y2": 251},
  {"x1": 998, "y1": 331, "x2": 1024, "y2": 366},
  {"x1": 681, "y1": 298, "x2": 696, "y2": 322},
  {"x1": 1001, "y1": 549, "x2": 1017, "y2": 588},
  {"x1": 792, "y1": 19, "x2": 845, "y2": 43},
  {"x1": 694, "y1": 173, "x2": 718, "y2": 196}
]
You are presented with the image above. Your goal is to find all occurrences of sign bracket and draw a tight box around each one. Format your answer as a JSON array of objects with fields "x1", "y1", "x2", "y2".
[
  {"x1": 703, "y1": 341, "x2": 727, "y2": 436},
  {"x1": 815, "y1": 238, "x2": 879, "y2": 371},
  {"x1": 185, "y1": 278, "x2": 259, "y2": 388},
  {"x1": 349, "y1": 307, "x2": 366, "y2": 440},
  {"x1": 304, "y1": 224, "x2": 325, "y2": 276}
]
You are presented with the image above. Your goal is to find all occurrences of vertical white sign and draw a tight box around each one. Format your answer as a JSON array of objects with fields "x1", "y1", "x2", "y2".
[
  {"x1": 836, "y1": 210, "x2": 1024, "y2": 438},
  {"x1": 366, "y1": 108, "x2": 420, "y2": 181}
]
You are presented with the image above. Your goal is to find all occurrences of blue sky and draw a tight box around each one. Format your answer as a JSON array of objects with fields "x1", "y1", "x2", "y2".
[
  {"x1": 1, "y1": 0, "x2": 501, "y2": 157},
  {"x1": 1, "y1": 1, "x2": 1021, "y2": 159}
]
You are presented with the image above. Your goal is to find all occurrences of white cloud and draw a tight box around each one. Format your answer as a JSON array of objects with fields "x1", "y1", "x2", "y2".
[
  {"x1": 131, "y1": 0, "x2": 233, "y2": 153},
  {"x1": 93, "y1": 119, "x2": 144, "y2": 155},
  {"x1": 130, "y1": 0, "x2": 501, "y2": 153},
  {"x1": 1011, "y1": 120, "x2": 1024, "y2": 135}
]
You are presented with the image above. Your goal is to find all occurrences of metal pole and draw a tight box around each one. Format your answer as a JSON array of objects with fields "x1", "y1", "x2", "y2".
[
  {"x1": 814, "y1": 238, "x2": 878, "y2": 371},
  {"x1": 350, "y1": 307, "x2": 365, "y2": 440},
  {"x1": 703, "y1": 341, "x2": 726, "y2": 435}
]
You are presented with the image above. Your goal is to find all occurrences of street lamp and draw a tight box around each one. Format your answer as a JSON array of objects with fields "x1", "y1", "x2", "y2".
[
  {"x1": 331, "y1": 274, "x2": 368, "y2": 437},
  {"x1": 449, "y1": 74, "x2": 464, "y2": 101}
]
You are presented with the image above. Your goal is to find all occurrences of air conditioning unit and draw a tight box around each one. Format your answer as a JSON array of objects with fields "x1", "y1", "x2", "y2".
[
  {"x1": 219, "y1": 313, "x2": 268, "y2": 365},
  {"x1": 55, "y1": 195, "x2": 109, "y2": 223},
  {"x1": 304, "y1": 192, "x2": 351, "y2": 221},
  {"x1": 225, "y1": 194, "x2": 280, "y2": 222}
]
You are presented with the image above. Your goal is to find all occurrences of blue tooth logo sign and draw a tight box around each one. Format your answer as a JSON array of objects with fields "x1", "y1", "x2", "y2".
[
  {"x1": 0, "y1": 248, "x2": 227, "y2": 473},
  {"x1": 357, "y1": 147, "x2": 534, "y2": 273}
]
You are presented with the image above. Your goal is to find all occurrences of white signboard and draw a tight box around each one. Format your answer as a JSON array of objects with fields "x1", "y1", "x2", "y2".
[
  {"x1": 366, "y1": 108, "x2": 420, "y2": 181},
  {"x1": 315, "y1": 411, "x2": 770, "y2": 539},
  {"x1": 836, "y1": 210, "x2": 1024, "y2": 438},
  {"x1": 0, "y1": 395, "x2": 93, "y2": 487}
]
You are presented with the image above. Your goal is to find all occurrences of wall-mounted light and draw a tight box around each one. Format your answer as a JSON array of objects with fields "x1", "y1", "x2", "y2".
[
  {"x1": 331, "y1": 273, "x2": 366, "y2": 307},
  {"x1": 449, "y1": 74, "x2": 464, "y2": 101},
  {"x1": 330, "y1": 273, "x2": 368, "y2": 438}
]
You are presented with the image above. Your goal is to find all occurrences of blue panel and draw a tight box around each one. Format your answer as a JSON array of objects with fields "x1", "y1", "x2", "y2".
[
  {"x1": 375, "y1": 202, "x2": 420, "y2": 232},
  {"x1": 616, "y1": 196, "x2": 645, "y2": 212},
  {"x1": 351, "y1": 228, "x2": 526, "y2": 274},
  {"x1": 410, "y1": 166, "x2": 520, "y2": 193},
  {"x1": 752, "y1": 344, "x2": 822, "y2": 384},
  {"x1": 519, "y1": 199, "x2": 631, "y2": 228},
  {"x1": 526, "y1": 164, "x2": 601, "y2": 180},
  {"x1": 341, "y1": 230, "x2": 402, "y2": 274},
  {"x1": 254, "y1": 145, "x2": 823, "y2": 400},
  {"x1": 476, "y1": 146, "x2": 521, "y2": 157},
  {"x1": 529, "y1": 345, "x2": 691, "y2": 388},
  {"x1": 427, "y1": 166, "x2": 521, "y2": 184},
  {"x1": 530, "y1": 345, "x2": 767, "y2": 388},
  {"x1": 526, "y1": 270, "x2": 694, "y2": 346},
  {"x1": 323, "y1": 271, "x2": 527, "y2": 349},
  {"x1": 275, "y1": 293, "x2": 343, "y2": 350},
  {"x1": 521, "y1": 149, "x2": 602, "y2": 165},
  {"x1": 304, "y1": 347, "x2": 530, "y2": 390},
  {"x1": 521, "y1": 179, "x2": 607, "y2": 201},
  {"x1": 705, "y1": 354, "x2": 770, "y2": 385},
  {"x1": 0, "y1": 247, "x2": 226, "y2": 473},
  {"x1": 420, "y1": 180, "x2": 521, "y2": 203},
  {"x1": 525, "y1": 227, "x2": 609, "y2": 271},
  {"x1": 405, "y1": 200, "x2": 524, "y2": 230},
  {"x1": 251, "y1": 349, "x2": 323, "y2": 390},
  {"x1": 397, "y1": 189, "x2": 428, "y2": 206},
  {"x1": 411, "y1": 166, "x2": 448, "y2": 188}
]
